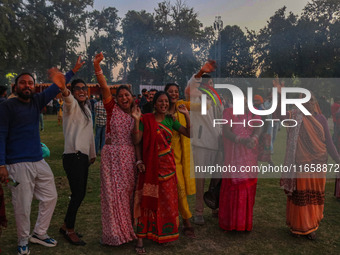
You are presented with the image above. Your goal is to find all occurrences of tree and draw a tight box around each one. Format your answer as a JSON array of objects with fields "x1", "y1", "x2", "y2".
[
  {"x1": 79, "y1": 7, "x2": 121, "y2": 82},
  {"x1": 19, "y1": 0, "x2": 58, "y2": 79},
  {"x1": 49, "y1": 0, "x2": 93, "y2": 71},
  {"x1": 298, "y1": 0, "x2": 340, "y2": 77},
  {"x1": 121, "y1": 10, "x2": 155, "y2": 86},
  {"x1": 210, "y1": 25, "x2": 255, "y2": 78},
  {"x1": 121, "y1": 1, "x2": 210, "y2": 89},
  {"x1": 152, "y1": 0, "x2": 203, "y2": 87},
  {"x1": 252, "y1": 7, "x2": 299, "y2": 77},
  {"x1": 0, "y1": 0, "x2": 25, "y2": 83}
]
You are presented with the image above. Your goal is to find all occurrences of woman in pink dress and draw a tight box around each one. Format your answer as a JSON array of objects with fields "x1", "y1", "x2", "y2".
[
  {"x1": 94, "y1": 53, "x2": 141, "y2": 245},
  {"x1": 219, "y1": 100, "x2": 261, "y2": 232}
]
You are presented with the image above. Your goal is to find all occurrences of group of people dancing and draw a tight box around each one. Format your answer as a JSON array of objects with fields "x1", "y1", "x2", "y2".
[
  {"x1": 78, "y1": 55, "x2": 340, "y2": 251},
  {"x1": 1, "y1": 53, "x2": 340, "y2": 255}
]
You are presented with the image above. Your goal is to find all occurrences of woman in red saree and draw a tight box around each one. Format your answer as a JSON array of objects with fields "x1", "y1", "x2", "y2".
[
  {"x1": 133, "y1": 91, "x2": 191, "y2": 254},
  {"x1": 219, "y1": 100, "x2": 262, "y2": 232}
]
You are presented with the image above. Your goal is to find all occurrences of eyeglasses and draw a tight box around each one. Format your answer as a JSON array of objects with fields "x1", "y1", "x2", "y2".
[{"x1": 73, "y1": 86, "x2": 88, "y2": 92}]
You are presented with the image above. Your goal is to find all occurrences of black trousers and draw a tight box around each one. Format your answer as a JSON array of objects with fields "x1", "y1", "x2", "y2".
[{"x1": 62, "y1": 152, "x2": 89, "y2": 229}]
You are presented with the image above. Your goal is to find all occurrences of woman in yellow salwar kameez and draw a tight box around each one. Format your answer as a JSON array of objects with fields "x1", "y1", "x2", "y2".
[{"x1": 165, "y1": 83, "x2": 196, "y2": 238}]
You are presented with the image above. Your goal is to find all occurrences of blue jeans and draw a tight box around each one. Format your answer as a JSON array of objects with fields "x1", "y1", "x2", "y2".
[{"x1": 95, "y1": 125, "x2": 106, "y2": 154}]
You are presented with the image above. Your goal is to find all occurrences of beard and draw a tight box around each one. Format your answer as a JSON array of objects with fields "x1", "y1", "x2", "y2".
[{"x1": 17, "y1": 89, "x2": 33, "y2": 100}]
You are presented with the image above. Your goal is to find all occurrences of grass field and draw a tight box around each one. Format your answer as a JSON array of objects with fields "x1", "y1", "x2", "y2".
[{"x1": 1, "y1": 115, "x2": 340, "y2": 255}]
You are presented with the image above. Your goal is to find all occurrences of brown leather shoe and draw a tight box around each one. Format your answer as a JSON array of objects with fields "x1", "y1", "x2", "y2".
[
  {"x1": 64, "y1": 230, "x2": 86, "y2": 246},
  {"x1": 59, "y1": 227, "x2": 83, "y2": 238}
]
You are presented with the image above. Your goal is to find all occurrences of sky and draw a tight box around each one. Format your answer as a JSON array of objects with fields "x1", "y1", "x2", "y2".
[{"x1": 92, "y1": 0, "x2": 311, "y2": 31}]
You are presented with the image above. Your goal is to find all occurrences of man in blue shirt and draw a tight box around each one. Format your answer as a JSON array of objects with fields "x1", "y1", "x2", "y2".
[{"x1": 0, "y1": 57, "x2": 84, "y2": 255}]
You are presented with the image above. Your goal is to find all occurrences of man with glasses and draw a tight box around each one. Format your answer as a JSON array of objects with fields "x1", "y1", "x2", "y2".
[{"x1": 0, "y1": 57, "x2": 84, "y2": 255}]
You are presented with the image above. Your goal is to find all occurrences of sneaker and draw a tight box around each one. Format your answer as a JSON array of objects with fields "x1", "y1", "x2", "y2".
[
  {"x1": 193, "y1": 215, "x2": 205, "y2": 225},
  {"x1": 17, "y1": 244, "x2": 30, "y2": 255},
  {"x1": 30, "y1": 233, "x2": 57, "y2": 247}
]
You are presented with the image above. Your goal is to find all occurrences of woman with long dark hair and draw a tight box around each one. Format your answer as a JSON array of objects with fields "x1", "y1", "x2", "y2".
[
  {"x1": 94, "y1": 52, "x2": 141, "y2": 246},
  {"x1": 59, "y1": 72, "x2": 96, "y2": 245},
  {"x1": 133, "y1": 91, "x2": 191, "y2": 254},
  {"x1": 165, "y1": 83, "x2": 196, "y2": 237}
]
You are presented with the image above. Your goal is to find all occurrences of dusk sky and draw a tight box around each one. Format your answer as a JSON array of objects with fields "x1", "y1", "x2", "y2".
[{"x1": 92, "y1": 0, "x2": 311, "y2": 31}]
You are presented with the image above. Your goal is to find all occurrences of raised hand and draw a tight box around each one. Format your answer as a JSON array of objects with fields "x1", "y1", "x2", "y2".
[
  {"x1": 94, "y1": 52, "x2": 104, "y2": 66},
  {"x1": 131, "y1": 105, "x2": 142, "y2": 120},
  {"x1": 177, "y1": 104, "x2": 189, "y2": 115},
  {"x1": 48, "y1": 68, "x2": 66, "y2": 90},
  {"x1": 72, "y1": 56, "x2": 85, "y2": 73},
  {"x1": 201, "y1": 60, "x2": 216, "y2": 73}
]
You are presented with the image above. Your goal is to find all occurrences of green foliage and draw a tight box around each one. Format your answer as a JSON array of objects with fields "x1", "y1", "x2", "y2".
[
  {"x1": 87, "y1": 7, "x2": 121, "y2": 81},
  {"x1": 0, "y1": 0, "x2": 93, "y2": 82},
  {"x1": 5, "y1": 72, "x2": 17, "y2": 86},
  {"x1": 1, "y1": 0, "x2": 340, "y2": 88},
  {"x1": 253, "y1": 0, "x2": 340, "y2": 81},
  {"x1": 121, "y1": 0, "x2": 206, "y2": 91},
  {"x1": 211, "y1": 25, "x2": 255, "y2": 78}
]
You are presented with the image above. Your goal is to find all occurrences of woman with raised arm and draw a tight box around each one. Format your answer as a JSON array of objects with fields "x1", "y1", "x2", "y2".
[
  {"x1": 58, "y1": 57, "x2": 96, "y2": 246},
  {"x1": 133, "y1": 91, "x2": 191, "y2": 254},
  {"x1": 93, "y1": 52, "x2": 140, "y2": 246}
]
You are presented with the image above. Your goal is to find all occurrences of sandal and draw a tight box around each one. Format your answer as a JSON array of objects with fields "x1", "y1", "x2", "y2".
[
  {"x1": 182, "y1": 227, "x2": 196, "y2": 238},
  {"x1": 135, "y1": 245, "x2": 146, "y2": 254}
]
